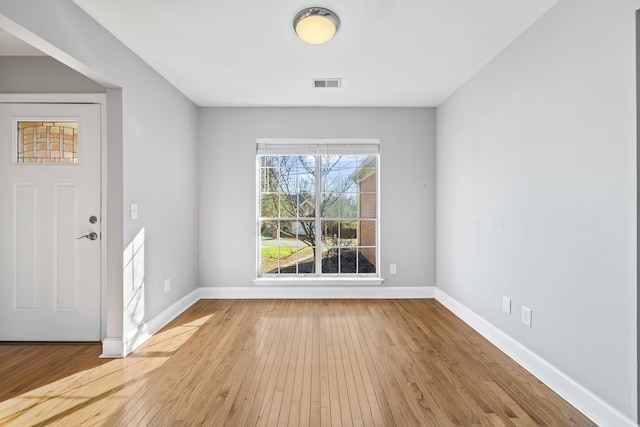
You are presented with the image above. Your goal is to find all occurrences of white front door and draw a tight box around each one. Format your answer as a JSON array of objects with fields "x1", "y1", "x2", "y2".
[{"x1": 0, "y1": 103, "x2": 101, "y2": 341}]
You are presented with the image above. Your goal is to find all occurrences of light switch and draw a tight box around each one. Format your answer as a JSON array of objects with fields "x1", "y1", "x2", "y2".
[
  {"x1": 502, "y1": 296, "x2": 511, "y2": 314},
  {"x1": 130, "y1": 203, "x2": 139, "y2": 220}
]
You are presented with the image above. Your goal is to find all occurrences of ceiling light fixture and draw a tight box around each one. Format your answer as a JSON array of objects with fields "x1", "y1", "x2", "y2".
[{"x1": 293, "y1": 7, "x2": 340, "y2": 45}]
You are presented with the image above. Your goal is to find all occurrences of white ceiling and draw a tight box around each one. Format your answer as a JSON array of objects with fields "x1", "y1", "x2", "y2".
[{"x1": 5, "y1": 1, "x2": 560, "y2": 107}]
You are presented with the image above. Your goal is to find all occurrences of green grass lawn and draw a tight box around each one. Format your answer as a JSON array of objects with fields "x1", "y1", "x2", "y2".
[
  {"x1": 260, "y1": 245, "x2": 315, "y2": 274},
  {"x1": 261, "y1": 246, "x2": 313, "y2": 260}
]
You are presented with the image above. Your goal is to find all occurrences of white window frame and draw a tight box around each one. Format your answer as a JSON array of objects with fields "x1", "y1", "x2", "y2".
[{"x1": 254, "y1": 138, "x2": 382, "y2": 286}]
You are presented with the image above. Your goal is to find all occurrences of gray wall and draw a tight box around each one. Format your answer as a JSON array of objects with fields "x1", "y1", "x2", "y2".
[
  {"x1": 198, "y1": 107, "x2": 435, "y2": 289},
  {"x1": 637, "y1": 9, "x2": 640, "y2": 419},
  {"x1": 437, "y1": 0, "x2": 638, "y2": 420},
  {"x1": 0, "y1": 0, "x2": 200, "y2": 349},
  {"x1": 0, "y1": 56, "x2": 106, "y2": 93}
]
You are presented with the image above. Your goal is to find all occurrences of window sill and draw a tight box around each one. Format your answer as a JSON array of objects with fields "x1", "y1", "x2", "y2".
[{"x1": 253, "y1": 277, "x2": 384, "y2": 286}]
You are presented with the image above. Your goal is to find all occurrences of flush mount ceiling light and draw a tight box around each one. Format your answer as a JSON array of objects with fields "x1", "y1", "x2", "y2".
[{"x1": 293, "y1": 7, "x2": 340, "y2": 45}]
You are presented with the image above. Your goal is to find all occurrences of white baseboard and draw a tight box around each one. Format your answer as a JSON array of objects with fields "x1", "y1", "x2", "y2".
[
  {"x1": 123, "y1": 323, "x2": 151, "y2": 358},
  {"x1": 435, "y1": 288, "x2": 637, "y2": 427},
  {"x1": 198, "y1": 285, "x2": 435, "y2": 299},
  {"x1": 145, "y1": 289, "x2": 201, "y2": 337},
  {"x1": 100, "y1": 337, "x2": 125, "y2": 358},
  {"x1": 103, "y1": 289, "x2": 201, "y2": 358}
]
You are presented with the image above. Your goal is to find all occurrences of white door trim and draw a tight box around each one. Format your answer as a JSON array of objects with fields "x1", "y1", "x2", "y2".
[{"x1": 0, "y1": 93, "x2": 108, "y2": 340}]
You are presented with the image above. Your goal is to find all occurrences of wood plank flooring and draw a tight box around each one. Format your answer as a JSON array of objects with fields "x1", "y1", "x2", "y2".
[{"x1": 0, "y1": 299, "x2": 595, "y2": 426}]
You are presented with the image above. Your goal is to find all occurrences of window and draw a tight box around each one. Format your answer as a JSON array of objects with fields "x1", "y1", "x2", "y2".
[
  {"x1": 257, "y1": 140, "x2": 379, "y2": 281},
  {"x1": 17, "y1": 121, "x2": 78, "y2": 164}
]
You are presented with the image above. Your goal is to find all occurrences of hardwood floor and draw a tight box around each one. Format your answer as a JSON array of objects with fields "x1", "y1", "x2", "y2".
[{"x1": 0, "y1": 299, "x2": 594, "y2": 426}]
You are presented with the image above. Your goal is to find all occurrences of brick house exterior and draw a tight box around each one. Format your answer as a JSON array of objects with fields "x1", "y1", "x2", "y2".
[{"x1": 356, "y1": 158, "x2": 376, "y2": 268}]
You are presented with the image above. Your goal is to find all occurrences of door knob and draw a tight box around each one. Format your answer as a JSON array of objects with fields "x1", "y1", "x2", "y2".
[{"x1": 77, "y1": 232, "x2": 98, "y2": 241}]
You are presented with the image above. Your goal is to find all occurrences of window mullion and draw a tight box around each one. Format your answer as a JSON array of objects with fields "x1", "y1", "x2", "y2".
[{"x1": 315, "y1": 154, "x2": 322, "y2": 275}]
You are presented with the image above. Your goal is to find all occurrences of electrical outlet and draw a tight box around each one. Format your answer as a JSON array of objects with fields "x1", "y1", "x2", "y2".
[
  {"x1": 164, "y1": 279, "x2": 170, "y2": 292},
  {"x1": 521, "y1": 306, "x2": 532, "y2": 327},
  {"x1": 390, "y1": 264, "x2": 397, "y2": 275},
  {"x1": 502, "y1": 296, "x2": 511, "y2": 314}
]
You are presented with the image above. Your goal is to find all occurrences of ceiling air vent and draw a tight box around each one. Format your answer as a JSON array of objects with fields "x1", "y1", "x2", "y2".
[{"x1": 312, "y1": 78, "x2": 341, "y2": 88}]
